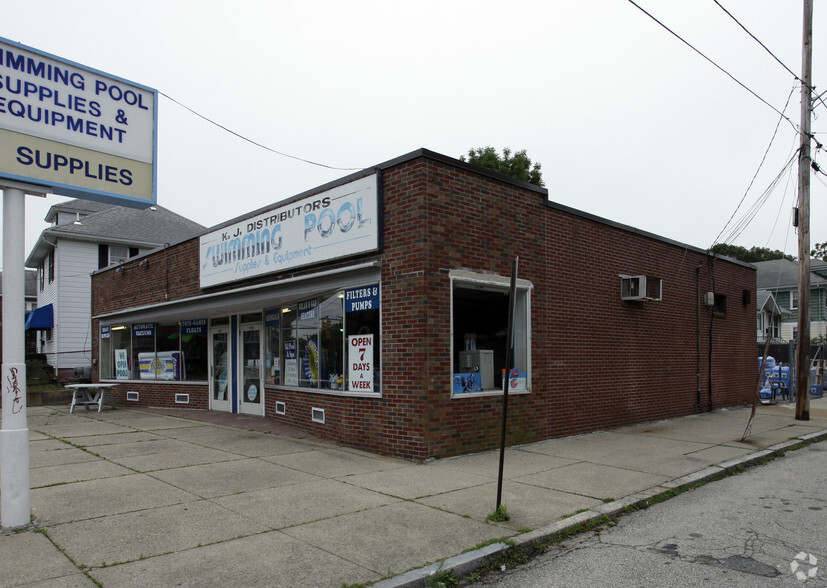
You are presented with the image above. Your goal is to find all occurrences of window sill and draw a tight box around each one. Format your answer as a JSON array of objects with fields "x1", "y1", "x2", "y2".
[
  {"x1": 451, "y1": 388, "x2": 531, "y2": 399},
  {"x1": 99, "y1": 379, "x2": 208, "y2": 385}
]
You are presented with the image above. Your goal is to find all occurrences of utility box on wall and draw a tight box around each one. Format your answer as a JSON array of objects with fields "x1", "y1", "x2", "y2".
[{"x1": 459, "y1": 350, "x2": 494, "y2": 390}]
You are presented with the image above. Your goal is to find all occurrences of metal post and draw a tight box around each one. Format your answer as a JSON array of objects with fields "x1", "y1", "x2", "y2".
[
  {"x1": 496, "y1": 257, "x2": 518, "y2": 510},
  {"x1": 1, "y1": 187, "x2": 30, "y2": 528}
]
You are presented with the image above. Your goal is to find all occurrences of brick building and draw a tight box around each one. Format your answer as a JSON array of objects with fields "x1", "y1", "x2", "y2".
[{"x1": 90, "y1": 149, "x2": 756, "y2": 460}]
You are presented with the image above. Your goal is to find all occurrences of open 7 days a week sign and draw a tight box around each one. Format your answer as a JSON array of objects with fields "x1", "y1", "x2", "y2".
[{"x1": 348, "y1": 334, "x2": 373, "y2": 393}]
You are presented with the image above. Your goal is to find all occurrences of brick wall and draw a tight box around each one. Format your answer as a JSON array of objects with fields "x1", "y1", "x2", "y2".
[{"x1": 91, "y1": 152, "x2": 756, "y2": 460}]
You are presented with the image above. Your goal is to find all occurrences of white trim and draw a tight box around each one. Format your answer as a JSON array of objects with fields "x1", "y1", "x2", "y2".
[
  {"x1": 100, "y1": 378, "x2": 206, "y2": 385},
  {"x1": 448, "y1": 269, "x2": 533, "y2": 290},
  {"x1": 449, "y1": 270, "x2": 532, "y2": 398}
]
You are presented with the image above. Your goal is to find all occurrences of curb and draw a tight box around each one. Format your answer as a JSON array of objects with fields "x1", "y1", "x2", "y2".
[{"x1": 369, "y1": 428, "x2": 827, "y2": 587}]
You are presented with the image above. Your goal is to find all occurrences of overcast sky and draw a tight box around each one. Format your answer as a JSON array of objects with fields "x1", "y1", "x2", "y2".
[{"x1": 2, "y1": 0, "x2": 826, "y2": 267}]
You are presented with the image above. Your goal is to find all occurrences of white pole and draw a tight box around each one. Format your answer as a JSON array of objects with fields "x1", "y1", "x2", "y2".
[{"x1": 1, "y1": 187, "x2": 30, "y2": 528}]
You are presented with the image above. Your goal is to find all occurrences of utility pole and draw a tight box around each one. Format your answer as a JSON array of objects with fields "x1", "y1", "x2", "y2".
[{"x1": 795, "y1": 0, "x2": 813, "y2": 421}]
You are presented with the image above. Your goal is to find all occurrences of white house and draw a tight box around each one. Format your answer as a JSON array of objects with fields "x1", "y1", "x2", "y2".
[{"x1": 25, "y1": 199, "x2": 203, "y2": 381}]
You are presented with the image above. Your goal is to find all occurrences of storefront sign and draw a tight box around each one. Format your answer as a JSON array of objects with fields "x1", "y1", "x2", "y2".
[
  {"x1": 345, "y1": 285, "x2": 379, "y2": 312},
  {"x1": 0, "y1": 37, "x2": 156, "y2": 206},
  {"x1": 100, "y1": 325, "x2": 110, "y2": 339},
  {"x1": 298, "y1": 298, "x2": 318, "y2": 321},
  {"x1": 348, "y1": 334, "x2": 373, "y2": 392},
  {"x1": 199, "y1": 173, "x2": 379, "y2": 288},
  {"x1": 284, "y1": 340, "x2": 298, "y2": 386},
  {"x1": 132, "y1": 322, "x2": 155, "y2": 337},
  {"x1": 114, "y1": 348, "x2": 129, "y2": 380},
  {"x1": 264, "y1": 308, "x2": 280, "y2": 327},
  {"x1": 181, "y1": 319, "x2": 206, "y2": 335}
]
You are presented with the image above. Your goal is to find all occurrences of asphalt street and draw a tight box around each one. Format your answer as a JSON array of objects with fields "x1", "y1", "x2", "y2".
[{"x1": 479, "y1": 443, "x2": 827, "y2": 587}]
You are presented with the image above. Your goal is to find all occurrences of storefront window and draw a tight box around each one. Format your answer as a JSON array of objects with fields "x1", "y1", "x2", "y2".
[
  {"x1": 297, "y1": 298, "x2": 319, "y2": 389},
  {"x1": 109, "y1": 324, "x2": 131, "y2": 380},
  {"x1": 100, "y1": 319, "x2": 208, "y2": 382},
  {"x1": 451, "y1": 279, "x2": 530, "y2": 395},
  {"x1": 281, "y1": 306, "x2": 298, "y2": 386},
  {"x1": 264, "y1": 308, "x2": 280, "y2": 386},
  {"x1": 181, "y1": 319, "x2": 208, "y2": 380},
  {"x1": 132, "y1": 323, "x2": 157, "y2": 380},
  {"x1": 319, "y1": 292, "x2": 344, "y2": 390},
  {"x1": 100, "y1": 325, "x2": 112, "y2": 378},
  {"x1": 273, "y1": 285, "x2": 379, "y2": 395},
  {"x1": 98, "y1": 283, "x2": 381, "y2": 394},
  {"x1": 344, "y1": 286, "x2": 380, "y2": 394}
]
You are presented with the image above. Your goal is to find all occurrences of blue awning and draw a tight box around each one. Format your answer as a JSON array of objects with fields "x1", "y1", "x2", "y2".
[{"x1": 25, "y1": 303, "x2": 53, "y2": 330}]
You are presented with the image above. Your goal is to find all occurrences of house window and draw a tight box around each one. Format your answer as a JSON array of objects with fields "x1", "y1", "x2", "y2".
[
  {"x1": 110, "y1": 245, "x2": 129, "y2": 266},
  {"x1": 39, "y1": 263, "x2": 44, "y2": 291},
  {"x1": 99, "y1": 245, "x2": 138, "y2": 269},
  {"x1": 790, "y1": 290, "x2": 798, "y2": 310},
  {"x1": 47, "y1": 249, "x2": 54, "y2": 283},
  {"x1": 451, "y1": 275, "x2": 531, "y2": 395},
  {"x1": 757, "y1": 313, "x2": 764, "y2": 333}
]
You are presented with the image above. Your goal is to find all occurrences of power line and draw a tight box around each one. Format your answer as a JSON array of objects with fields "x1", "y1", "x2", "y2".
[
  {"x1": 713, "y1": 1, "x2": 827, "y2": 118},
  {"x1": 159, "y1": 91, "x2": 364, "y2": 172},
  {"x1": 626, "y1": 0, "x2": 798, "y2": 131},
  {"x1": 712, "y1": 84, "x2": 797, "y2": 247},
  {"x1": 713, "y1": 0, "x2": 802, "y2": 85},
  {"x1": 718, "y1": 151, "x2": 799, "y2": 245}
]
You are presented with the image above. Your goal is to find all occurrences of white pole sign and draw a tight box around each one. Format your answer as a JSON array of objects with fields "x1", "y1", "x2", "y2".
[
  {"x1": 348, "y1": 334, "x2": 373, "y2": 393},
  {"x1": 0, "y1": 37, "x2": 156, "y2": 206}
]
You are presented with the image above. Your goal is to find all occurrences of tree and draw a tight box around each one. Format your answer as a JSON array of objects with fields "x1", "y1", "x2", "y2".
[
  {"x1": 709, "y1": 243, "x2": 795, "y2": 263},
  {"x1": 460, "y1": 147, "x2": 545, "y2": 187},
  {"x1": 811, "y1": 242, "x2": 827, "y2": 261}
]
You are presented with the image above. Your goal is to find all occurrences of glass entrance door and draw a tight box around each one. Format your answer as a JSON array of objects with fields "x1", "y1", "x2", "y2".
[
  {"x1": 239, "y1": 325, "x2": 264, "y2": 416},
  {"x1": 209, "y1": 327, "x2": 231, "y2": 412}
]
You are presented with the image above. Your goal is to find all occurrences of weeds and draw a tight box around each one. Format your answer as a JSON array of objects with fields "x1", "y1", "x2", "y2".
[{"x1": 486, "y1": 504, "x2": 510, "y2": 522}]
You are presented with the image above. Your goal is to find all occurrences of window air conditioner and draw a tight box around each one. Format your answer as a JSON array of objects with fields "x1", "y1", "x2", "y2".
[{"x1": 620, "y1": 275, "x2": 662, "y2": 301}]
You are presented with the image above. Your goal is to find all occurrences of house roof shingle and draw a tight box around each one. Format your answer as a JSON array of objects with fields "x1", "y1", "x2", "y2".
[
  {"x1": 26, "y1": 200, "x2": 204, "y2": 267},
  {"x1": 754, "y1": 258, "x2": 827, "y2": 290}
]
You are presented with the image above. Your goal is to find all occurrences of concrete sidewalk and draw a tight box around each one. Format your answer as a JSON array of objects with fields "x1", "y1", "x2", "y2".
[{"x1": 2, "y1": 398, "x2": 826, "y2": 587}]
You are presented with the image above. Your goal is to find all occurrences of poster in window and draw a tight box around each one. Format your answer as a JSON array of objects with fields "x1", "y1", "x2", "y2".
[
  {"x1": 115, "y1": 349, "x2": 129, "y2": 380},
  {"x1": 284, "y1": 340, "x2": 298, "y2": 386},
  {"x1": 453, "y1": 373, "x2": 482, "y2": 394},
  {"x1": 348, "y1": 334, "x2": 373, "y2": 392}
]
